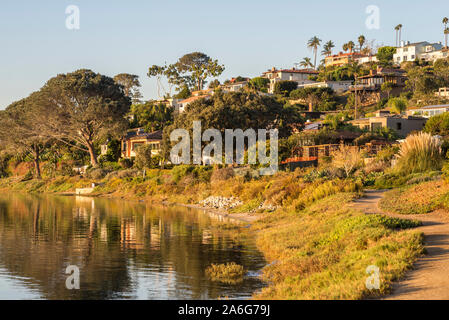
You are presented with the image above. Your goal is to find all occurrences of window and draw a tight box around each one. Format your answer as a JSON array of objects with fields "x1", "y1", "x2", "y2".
[
  {"x1": 396, "y1": 123, "x2": 402, "y2": 130},
  {"x1": 132, "y1": 142, "x2": 144, "y2": 151}
]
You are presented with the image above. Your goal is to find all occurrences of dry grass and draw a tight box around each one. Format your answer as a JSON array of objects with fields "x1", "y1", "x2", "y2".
[
  {"x1": 380, "y1": 180, "x2": 449, "y2": 215},
  {"x1": 252, "y1": 193, "x2": 424, "y2": 300},
  {"x1": 396, "y1": 133, "x2": 443, "y2": 174}
]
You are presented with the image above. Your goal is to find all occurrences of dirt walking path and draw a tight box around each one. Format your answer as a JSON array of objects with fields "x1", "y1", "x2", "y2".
[{"x1": 351, "y1": 190, "x2": 449, "y2": 300}]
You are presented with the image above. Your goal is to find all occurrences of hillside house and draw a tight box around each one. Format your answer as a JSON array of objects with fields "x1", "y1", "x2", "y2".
[
  {"x1": 298, "y1": 80, "x2": 353, "y2": 93},
  {"x1": 349, "y1": 67, "x2": 408, "y2": 105},
  {"x1": 121, "y1": 129, "x2": 163, "y2": 159},
  {"x1": 350, "y1": 111, "x2": 427, "y2": 138},
  {"x1": 262, "y1": 67, "x2": 318, "y2": 94},
  {"x1": 324, "y1": 52, "x2": 364, "y2": 68},
  {"x1": 407, "y1": 104, "x2": 449, "y2": 118},
  {"x1": 393, "y1": 41, "x2": 443, "y2": 64}
]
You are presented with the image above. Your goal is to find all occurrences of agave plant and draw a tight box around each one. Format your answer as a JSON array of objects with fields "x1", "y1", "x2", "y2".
[{"x1": 396, "y1": 133, "x2": 443, "y2": 174}]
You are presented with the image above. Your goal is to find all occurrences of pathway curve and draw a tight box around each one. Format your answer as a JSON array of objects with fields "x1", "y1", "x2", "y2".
[{"x1": 350, "y1": 190, "x2": 449, "y2": 300}]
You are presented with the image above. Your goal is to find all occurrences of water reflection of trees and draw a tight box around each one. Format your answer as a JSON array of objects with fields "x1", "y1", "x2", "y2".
[{"x1": 0, "y1": 193, "x2": 265, "y2": 300}]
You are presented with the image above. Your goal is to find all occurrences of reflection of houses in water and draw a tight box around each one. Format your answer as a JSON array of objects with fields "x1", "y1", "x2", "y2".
[
  {"x1": 149, "y1": 223, "x2": 161, "y2": 248},
  {"x1": 120, "y1": 218, "x2": 144, "y2": 250},
  {"x1": 73, "y1": 197, "x2": 96, "y2": 222},
  {"x1": 100, "y1": 222, "x2": 108, "y2": 242},
  {"x1": 202, "y1": 229, "x2": 213, "y2": 245}
]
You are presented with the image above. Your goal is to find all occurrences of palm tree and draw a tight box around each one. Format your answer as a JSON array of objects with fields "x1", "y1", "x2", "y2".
[
  {"x1": 443, "y1": 17, "x2": 449, "y2": 48},
  {"x1": 445, "y1": 28, "x2": 449, "y2": 49},
  {"x1": 395, "y1": 24, "x2": 403, "y2": 47},
  {"x1": 358, "y1": 35, "x2": 366, "y2": 52},
  {"x1": 343, "y1": 43, "x2": 349, "y2": 53},
  {"x1": 307, "y1": 36, "x2": 322, "y2": 69},
  {"x1": 321, "y1": 40, "x2": 335, "y2": 56},
  {"x1": 299, "y1": 57, "x2": 314, "y2": 68},
  {"x1": 347, "y1": 41, "x2": 355, "y2": 53}
]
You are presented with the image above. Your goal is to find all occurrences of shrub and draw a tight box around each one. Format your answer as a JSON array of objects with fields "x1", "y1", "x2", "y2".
[
  {"x1": 119, "y1": 158, "x2": 133, "y2": 169},
  {"x1": 171, "y1": 165, "x2": 196, "y2": 183},
  {"x1": 395, "y1": 133, "x2": 443, "y2": 174},
  {"x1": 134, "y1": 145, "x2": 158, "y2": 169},
  {"x1": 205, "y1": 263, "x2": 246, "y2": 284},
  {"x1": 86, "y1": 168, "x2": 107, "y2": 180},
  {"x1": 100, "y1": 161, "x2": 122, "y2": 171},
  {"x1": 211, "y1": 167, "x2": 234, "y2": 183},
  {"x1": 332, "y1": 145, "x2": 364, "y2": 177}
]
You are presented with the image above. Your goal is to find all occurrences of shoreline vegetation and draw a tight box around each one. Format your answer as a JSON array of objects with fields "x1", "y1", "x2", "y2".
[{"x1": 0, "y1": 162, "x2": 437, "y2": 300}]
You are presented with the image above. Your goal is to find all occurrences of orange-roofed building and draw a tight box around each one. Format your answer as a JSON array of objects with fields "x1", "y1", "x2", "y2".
[{"x1": 325, "y1": 52, "x2": 364, "y2": 68}]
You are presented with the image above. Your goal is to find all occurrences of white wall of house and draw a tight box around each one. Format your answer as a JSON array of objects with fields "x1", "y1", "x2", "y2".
[
  {"x1": 394, "y1": 41, "x2": 443, "y2": 64},
  {"x1": 298, "y1": 81, "x2": 353, "y2": 93},
  {"x1": 264, "y1": 69, "x2": 317, "y2": 94}
]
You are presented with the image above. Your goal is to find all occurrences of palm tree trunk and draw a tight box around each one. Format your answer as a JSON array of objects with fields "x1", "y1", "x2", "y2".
[{"x1": 314, "y1": 48, "x2": 317, "y2": 69}]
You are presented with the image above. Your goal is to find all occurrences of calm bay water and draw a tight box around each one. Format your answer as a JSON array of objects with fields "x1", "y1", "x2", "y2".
[{"x1": 0, "y1": 193, "x2": 266, "y2": 300}]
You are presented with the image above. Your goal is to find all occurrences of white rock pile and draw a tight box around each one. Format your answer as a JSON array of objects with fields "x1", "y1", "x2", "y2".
[{"x1": 199, "y1": 196, "x2": 243, "y2": 210}]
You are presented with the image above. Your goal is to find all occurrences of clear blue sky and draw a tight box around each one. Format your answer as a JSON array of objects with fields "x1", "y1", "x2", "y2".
[{"x1": 1, "y1": 0, "x2": 448, "y2": 109}]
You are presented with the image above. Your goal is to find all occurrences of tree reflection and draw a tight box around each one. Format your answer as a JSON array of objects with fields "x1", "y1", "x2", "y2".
[{"x1": 0, "y1": 193, "x2": 265, "y2": 300}]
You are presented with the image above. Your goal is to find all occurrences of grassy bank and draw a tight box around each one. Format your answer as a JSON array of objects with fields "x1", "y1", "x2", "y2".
[
  {"x1": 380, "y1": 180, "x2": 449, "y2": 215},
  {"x1": 252, "y1": 193, "x2": 424, "y2": 299},
  {"x1": 0, "y1": 167, "x2": 429, "y2": 300}
]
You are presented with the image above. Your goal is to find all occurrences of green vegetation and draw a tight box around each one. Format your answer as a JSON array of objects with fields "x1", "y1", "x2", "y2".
[
  {"x1": 206, "y1": 263, "x2": 246, "y2": 284},
  {"x1": 253, "y1": 193, "x2": 423, "y2": 299},
  {"x1": 376, "y1": 46, "x2": 397, "y2": 67},
  {"x1": 147, "y1": 52, "x2": 225, "y2": 92}
]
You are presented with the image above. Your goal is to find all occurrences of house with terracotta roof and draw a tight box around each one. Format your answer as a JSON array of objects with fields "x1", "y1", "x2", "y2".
[
  {"x1": 324, "y1": 52, "x2": 364, "y2": 68},
  {"x1": 121, "y1": 128, "x2": 163, "y2": 159},
  {"x1": 262, "y1": 67, "x2": 318, "y2": 94}
]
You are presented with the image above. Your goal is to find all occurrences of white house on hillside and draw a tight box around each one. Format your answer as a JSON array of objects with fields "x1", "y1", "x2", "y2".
[
  {"x1": 262, "y1": 67, "x2": 318, "y2": 94},
  {"x1": 393, "y1": 41, "x2": 443, "y2": 64},
  {"x1": 297, "y1": 80, "x2": 353, "y2": 93}
]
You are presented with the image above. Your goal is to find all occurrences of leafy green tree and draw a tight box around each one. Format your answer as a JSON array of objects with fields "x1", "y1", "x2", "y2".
[
  {"x1": 130, "y1": 102, "x2": 173, "y2": 132},
  {"x1": 290, "y1": 87, "x2": 338, "y2": 112},
  {"x1": 424, "y1": 113, "x2": 449, "y2": 136},
  {"x1": 175, "y1": 86, "x2": 192, "y2": 99},
  {"x1": 273, "y1": 81, "x2": 298, "y2": 96},
  {"x1": 113, "y1": 74, "x2": 142, "y2": 103},
  {"x1": 208, "y1": 79, "x2": 221, "y2": 89},
  {"x1": 387, "y1": 97, "x2": 407, "y2": 114},
  {"x1": 381, "y1": 82, "x2": 395, "y2": 99},
  {"x1": 148, "y1": 52, "x2": 225, "y2": 93},
  {"x1": 377, "y1": 46, "x2": 397, "y2": 67},
  {"x1": 36, "y1": 69, "x2": 131, "y2": 167},
  {"x1": 249, "y1": 77, "x2": 270, "y2": 92},
  {"x1": 0, "y1": 94, "x2": 49, "y2": 178},
  {"x1": 134, "y1": 144, "x2": 158, "y2": 169},
  {"x1": 163, "y1": 91, "x2": 304, "y2": 159}
]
